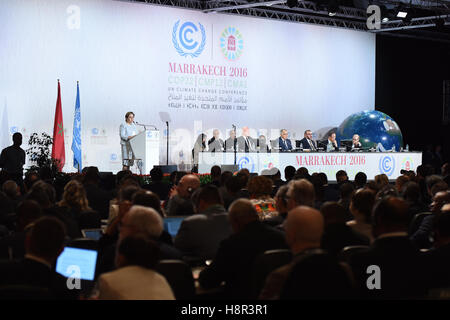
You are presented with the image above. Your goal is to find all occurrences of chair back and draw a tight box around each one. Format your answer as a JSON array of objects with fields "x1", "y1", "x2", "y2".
[
  {"x1": 155, "y1": 259, "x2": 196, "y2": 300},
  {"x1": 409, "y1": 212, "x2": 432, "y2": 235},
  {"x1": 251, "y1": 249, "x2": 293, "y2": 298},
  {"x1": 339, "y1": 245, "x2": 370, "y2": 263}
]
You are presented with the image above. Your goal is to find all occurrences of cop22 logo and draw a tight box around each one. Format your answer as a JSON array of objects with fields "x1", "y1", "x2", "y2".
[
  {"x1": 379, "y1": 155, "x2": 395, "y2": 176},
  {"x1": 172, "y1": 20, "x2": 206, "y2": 58},
  {"x1": 238, "y1": 156, "x2": 255, "y2": 172}
]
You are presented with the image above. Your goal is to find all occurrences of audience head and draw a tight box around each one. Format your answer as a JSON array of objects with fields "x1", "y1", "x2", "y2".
[
  {"x1": 16, "y1": 199, "x2": 43, "y2": 232},
  {"x1": 395, "y1": 175, "x2": 410, "y2": 193},
  {"x1": 284, "y1": 166, "x2": 296, "y2": 181},
  {"x1": 336, "y1": 170, "x2": 348, "y2": 183},
  {"x1": 119, "y1": 185, "x2": 141, "y2": 203},
  {"x1": 274, "y1": 185, "x2": 289, "y2": 214},
  {"x1": 220, "y1": 171, "x2": 233, "y2": 187},
  {"x1": 442, "y1": 163, "x2": 450, "y2": 177},
  {"x1": 25, "y1": 216, "x2": 66, "y2": 265},
  {"x1": 115, "y1": 234, "x2": 160, "y2": 269},
  {"x1": 228, "y1": 199, "x2": 259, "y2": 233},
  {"x1": 120, "y1": 205, "x2": 163, "y2": 241},
  {"x1": 12, "y1": 132, "x2": 23, "y2": 146},
  {"x1": 26, "y1": 180, "x2": 56, "y2": 209},
  {"x1": 376, "y1": 184, "x2": 399, "y2": 200},
  {"x1": 192, "y1": 185, "x2": 223, "y2": 214},
  {"x1": 339, "y1": 182, "x2": 355, "y2": 200},
  {"x1": 24, "y1": 171, "x2": 40, "y2": 191},
  {"x1": 431, "y1": 181, "x2": 449, "y2": 197},
  {"x1": 430, "y1": 191, "x2": 450, "y2": 213},
  {"x1": 426, "y1": 175, "x2": 444, "y2": 196},
  {"x1": 225, "y1": 176, "x2": 243, "y2": 195},
  {"x1": 354, "y1": 172, "x2": 367, "y2": 189},
  {"x1": 284, "y1": 206, "x2": 324, "y2": 254},
  {"x1": 116, "y1": 170, "x2": 133, "y2": 186},
  {"x1": 132, "y1": 190, "x2": 163, "y2": 217},
  {"x1": 434, "y1": 211, "x2": 450, "y2": 247},
  {"x1": 59, "y1": 180, "x2": 90, "y2": 211},
  {"x1": 286, "y1": 179, "x2": 315, "y2": 210},
  {"x1": 350, "y1": 188, "x2": 376, "y2": 224},
  {"x1": 150, "y1": 167, "x2": 164, "y2": 182},
  {"x1": 210, "y1": 165, "x2": 221, "y2": 181},
  {"x1": 317, "y1": 172, "x2": 328, "y2": 186},
  {"x1": 177, "y1": 174, "x2": 200, "y2": 199},
  {"x1": 2, "y1": 180, "x2": 20, "y2": 199},
  {"x1": 247, "y1": 175, "x2": 273, "y2": 199},
  {"x1": 374, "y1": 174, "x2": 389, "y2": 188},
  {"x1": 320, "y1": 202, "x2": 348, "y2": 225},
  {"x1": 84, "y1": 166, "x2": 100, "y2": 184},
  {"x1": 401, "y1": 181, "x2": 421, "y2": 203},
  {"x1": 372, "y1": 197, "x2": 410, "y2": 237}
]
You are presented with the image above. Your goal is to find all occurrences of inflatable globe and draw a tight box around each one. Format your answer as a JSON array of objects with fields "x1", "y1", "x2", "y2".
[{"x1": 337, "y1": 110, "x2": 403, "y2": 151}]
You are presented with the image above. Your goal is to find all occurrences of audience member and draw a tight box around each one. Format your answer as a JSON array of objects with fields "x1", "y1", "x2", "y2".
[
  {"x1": 285, "y1": 179, "x2": 315, "y2": 210},
  {"x1": 0, "y1": 133, "x2": 26, "y2": 191},
  {"x1": 349, "y1": 197, "x2": 429, "y2": 299},
  {"x1": 165, "y1": 174, "x2": 200, "y2": 216},
  {"x1": 210, "y1": 165, "x2": 221, "y2": 187},
  {"x1": 347, "y1": 188, "x2": 376, "y2": 243},
  {"x1": 354, "y1": 172, "x2": 367, "y2": 190},
  {"x1": 321, "y1": 201, "x2": 370, "y2": 257},
  {"x1": 199, "y1": 199, "x2": 287, "y2": 299},
  {"x1": 401, "y1": 181, "x2": 428, "y2": 223},
  {"x1": 374, "y1": 174, "x2": 389, "y2": 189},
  {"x1": 337, "y1": 182, "x2": 355, "y2": 221},
  {"x1": 395, "y1": 175, "x2": 410, "y2": 193},
  {"x1": 284, "y1": 166, "x2": 296, "y2": 182},
  {"x1": 142, "y1": 167, "x2": 171, "y2": 201},
  {"x1": 174, "y1": 185, "x2": 231, "y2": 261},
  {"x1": 83, "y1": 166, "x2": 112, "y2": 220},
  {"x1": 0, "y1": 216, "x2": 79, "y2": 299},
  {"x1": 248, "y1": 175, "x2": 279, "y2": 221},
  {"x1": 442, "y1": 162, "x2": 450, "y2": 186},
  {"x1": 96, "y1": 234, "x2": 174, "y2": 300},
  {"x1": 264, "y1": 185, "x2": 289, "y2": 228}
]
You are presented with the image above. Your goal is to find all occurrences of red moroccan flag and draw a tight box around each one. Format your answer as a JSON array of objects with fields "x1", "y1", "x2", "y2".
[{"x1": 51, "y1": 79, "x2": 65, "y2": 171}]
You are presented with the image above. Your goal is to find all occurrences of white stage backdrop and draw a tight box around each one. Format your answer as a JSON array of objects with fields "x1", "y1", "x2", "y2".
[{"x1": 0, "y1": 0, "x2": 375, "y2": 173}]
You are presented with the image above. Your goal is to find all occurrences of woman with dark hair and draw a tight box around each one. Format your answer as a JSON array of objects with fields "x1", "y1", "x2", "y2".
[
  {"x1": 192, "y1": 133, "x2": 207, "y2": 168},
  {"x1": 119, "y1": 111, "x2": 139, "y2": 170}
]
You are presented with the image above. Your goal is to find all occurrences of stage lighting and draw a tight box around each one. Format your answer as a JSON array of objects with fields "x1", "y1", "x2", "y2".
[
  {"x1": 327, "y1": 0, "x2": 339, "y2": 16},
  {"x1": 286, "y1": 0, "x2": 299, "y2": 8}
]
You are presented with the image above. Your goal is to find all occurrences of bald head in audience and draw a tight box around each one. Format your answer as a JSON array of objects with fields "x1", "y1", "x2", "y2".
[
  {"x1": 286, "y1": 179, "x2": 315, "y2": 210},
  {"x1": 177, "y1": 174, "x2": 201, "y2": 199},
  {"x1": 284, "y1": 206, "x2": 324, "y2": 255},
  {"x1": 228, "y1": 199, "x2": 259, "y2": 233}
]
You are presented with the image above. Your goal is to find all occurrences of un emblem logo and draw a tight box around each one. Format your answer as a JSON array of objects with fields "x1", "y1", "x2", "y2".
[
  {"x1": 238, "y1": 156, "x2": 255, "y2": 172},
  {"x1": 172, "y1": 20, "x2": 206, "y2": 58},
  {"x1": 379, "y1": 155, "x2": 395, "y2": 176}
]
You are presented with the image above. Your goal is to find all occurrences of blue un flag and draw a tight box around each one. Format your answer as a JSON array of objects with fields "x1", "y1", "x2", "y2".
[{"x1": 71, "y1": 82, "x2": 82, "y2": 171}]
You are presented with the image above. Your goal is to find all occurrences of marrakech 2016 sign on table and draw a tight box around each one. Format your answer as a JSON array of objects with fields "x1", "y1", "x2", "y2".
[{"x1": 198, "y1": 152, "x2": 422, "y2": 181}]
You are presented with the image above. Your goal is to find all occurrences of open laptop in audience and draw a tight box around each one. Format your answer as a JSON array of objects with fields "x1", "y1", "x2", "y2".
[
  {"x1": 81, "y1": 229, "x2": 104, "y2": 241},
  {"x1": 163, "y1": 216, "x2": 188, "y2": 238}
]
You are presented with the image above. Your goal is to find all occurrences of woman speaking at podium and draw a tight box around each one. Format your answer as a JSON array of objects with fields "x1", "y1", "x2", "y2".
[{"x1": 120, "y1": 111, "x2": 138, "y2": 170}]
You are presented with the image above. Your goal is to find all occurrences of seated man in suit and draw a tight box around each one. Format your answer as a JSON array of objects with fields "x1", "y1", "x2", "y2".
[
  {"x1": 237, "y1": 126, "x2": 256, "y2": 152},
  {"x1": 0, "y1": 216, "x2": 79, "y2": 299},
  {"x1": 174, "y1": 185, "x2": 232, "y2": 261},
  {"x1": 208, "y1": 129, "x2": 224, "y2": 153},
  {"x1": 224, "y1": 130, "x2": 237, "y2": 152},
  {"x1": 199, "y1": 199, "x2": 287, "y2": 299},
  {"x1": 278, "y1": 129, "x2": 293, "y2": 152},
  {"x1": 349, "y1": 197, "x2": 430, "y2": 299},
  {"x1": 298, "y1": 130, "x2": 317, "y2": 151},
  {"x1": 326, "y1": 132, "x2": 339, "y2": 152}
]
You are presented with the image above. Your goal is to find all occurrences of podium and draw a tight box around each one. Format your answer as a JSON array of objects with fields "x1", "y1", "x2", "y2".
[{"x1": 129, "y1": 129, "x2": 160, "y2": 174}]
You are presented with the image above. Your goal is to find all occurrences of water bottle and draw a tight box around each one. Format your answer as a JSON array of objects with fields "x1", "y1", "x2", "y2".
[
  {"x1": 406, "y1": 144, "x2": 409, "y2": 152},
  {"x1": 391, "y1": 145, "x2": 396, "y2": 152}
]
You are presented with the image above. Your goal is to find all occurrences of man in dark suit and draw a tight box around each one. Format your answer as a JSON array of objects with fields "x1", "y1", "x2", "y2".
[
  {"x1": 298, "y1": 130, "x2": 317, "y2": 151},
  {"x1": 0, "y1": 216, "x2": 79, "y2": 299},
  {"x1": 237, "y1": 126, "x2": 256, "y2": 152},
  {"x1": 349, "y1": 197, "x2": 430, "y2": 299},
  {"x1": 0, "y1": 132, "x2": 26, "y2": 191},
  {"x1": 278, "y1": 129, "x2": 293, "y2": 152},
  {"x1": 83, "y1": 166, "x2": 113, "y2": 220},
  {"x1": 174, "y1": 185, "x2": 232, "y2": 261},
  {"x1": 199, "y1": 199, "x2": 287, "y2": 299},
  {"x1": 208, "y1": 129, "x2": 224, "y2": 152}
]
